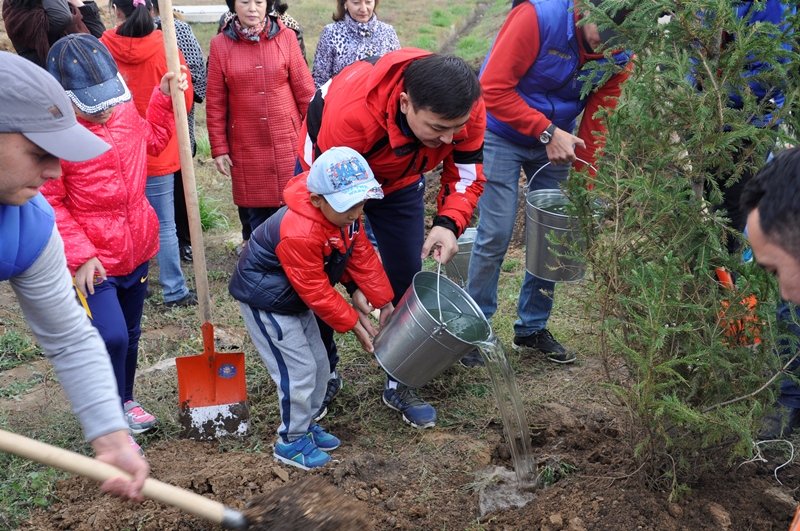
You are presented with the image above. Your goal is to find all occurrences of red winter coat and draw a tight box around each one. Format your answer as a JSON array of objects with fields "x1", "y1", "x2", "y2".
[
  {"x1": 298, "y1": 48, "x2": 486, "y2": 236},
  {"x1": 101, "y1": 28, "x2": 193, "y2": 177},
  {"x1": 41, "y1": 89, "x2": 174, "y2": 276},
  {"x1": 206, "y1": 16, "x2": 315, "y2": 208}
]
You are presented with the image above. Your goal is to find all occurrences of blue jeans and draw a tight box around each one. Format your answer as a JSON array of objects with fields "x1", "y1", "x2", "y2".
[
  {"x1": 146, "y1": 173, "x2": 189, "y2": 302},
  {"x1": 466, "y1": 129, "x2": 569, "y2": 337}
]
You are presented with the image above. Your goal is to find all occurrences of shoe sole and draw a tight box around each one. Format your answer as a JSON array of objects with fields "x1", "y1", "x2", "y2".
[
  {"x1": 313, "y1": 407, "x2": 328, "y2": 423},
  {"x1": 128, "y1": 422, "x2": 158, "y2": 435},
  {"x1": 511, "y1": 342, "x2": 576, "y2": 364},
  {"x1": 382, "y1": 395, "x2": 436, "y2": 429},
  {"x1": 273, "y1": 452, "x2": 329, "y2": 471}
]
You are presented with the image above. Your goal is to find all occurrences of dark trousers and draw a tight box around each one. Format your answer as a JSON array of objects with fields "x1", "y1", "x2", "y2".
[
  {"x1": 81, "y1": 261, "x2": 149, "y2": 404},
  {"x1": 174, "y1": 169, "x2": 191, "y2": 249}
]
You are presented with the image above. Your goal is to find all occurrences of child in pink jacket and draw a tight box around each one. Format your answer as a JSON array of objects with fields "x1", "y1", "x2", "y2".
[{"x1": 42, "y1": 33, "x2": 187, "y2": 454}]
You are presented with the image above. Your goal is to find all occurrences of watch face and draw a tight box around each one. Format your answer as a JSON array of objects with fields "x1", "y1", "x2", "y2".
[{"x1": 539, "y1": 132, "x2": 551, "y2": 144}]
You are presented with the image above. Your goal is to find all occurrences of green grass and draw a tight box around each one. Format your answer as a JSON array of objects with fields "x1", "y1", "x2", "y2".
[
  {"x1": 455, "y1": 35, "x2": 492, "y2": 63},
  {"x1": 198, "y1": 187, "x2": 229, "y2": 231},
  {"x1": 0, "y1": 330, "x2": 42, "y2": 371},
  {"x1": 431, "y1": 9, "x2": 453, "y2": 27}
]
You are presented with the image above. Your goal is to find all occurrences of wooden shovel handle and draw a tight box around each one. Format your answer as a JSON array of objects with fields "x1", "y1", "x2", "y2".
[
  {"x1": 0, "y1": 429, "x2": 246, "y2": 530},
  {"x1": 159, "y1": 0, "x2": 212, "y2": 324}
]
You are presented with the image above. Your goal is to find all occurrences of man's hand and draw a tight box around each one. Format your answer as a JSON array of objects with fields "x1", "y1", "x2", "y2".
[
  {"x1": 74, "y1": 257, "x2": 106, "y2": 297},
  {"x1": 214, "y1": 154, "x2": 233, "y2": 176},
  {"x1": 421, "y1": 226, "x2": 458, "y2": 264},
  {"x1": 546, "y1": 127, "x2": 585, "y2": 166},
  {"x1": 91, "y1": 430, "x2": 150, "y2": 502}
]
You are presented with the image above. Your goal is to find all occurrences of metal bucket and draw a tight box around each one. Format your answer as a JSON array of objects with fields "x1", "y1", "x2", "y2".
[
  {"x1": 443, "y1": 227, "x2": 477, "y2": 287},
  {"x1": 525, "y1": 189, "x2": 591, "y2": 282},
  {"x1": 373, "y1": 271, "x2": 491, "y2": 388}
]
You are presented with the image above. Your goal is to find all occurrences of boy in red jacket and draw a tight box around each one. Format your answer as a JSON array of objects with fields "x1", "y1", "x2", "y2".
[{"x1": 229, "y1": 147, "x2": 394, "y2": 470}]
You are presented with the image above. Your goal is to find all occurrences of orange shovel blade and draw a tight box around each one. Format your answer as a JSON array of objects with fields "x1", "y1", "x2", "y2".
[{"x1": 176, "y1": 322, "x2": 247, "y2": 408}]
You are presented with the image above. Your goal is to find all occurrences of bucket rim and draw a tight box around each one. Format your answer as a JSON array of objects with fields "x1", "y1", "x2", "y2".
[{"x1": 411, "y1": 271, "x2": 491, "y2": 344}]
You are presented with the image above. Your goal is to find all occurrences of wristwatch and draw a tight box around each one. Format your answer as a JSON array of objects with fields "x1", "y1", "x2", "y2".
[{"x1": 539, "y1": 123, "x2": 557, "y2": 145}]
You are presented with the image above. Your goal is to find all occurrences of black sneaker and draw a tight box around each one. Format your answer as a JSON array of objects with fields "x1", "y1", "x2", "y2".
[
  {"x1": 459, "y1": 349, "x2": 485, "y2": 368},
  {"x1": 180, "y1": 245, "x2": 193, "y2": 263},
  {"x1": 313, "y1": 375, "x2": 343, "y2": 422},
  {"x1": 165, "y1": 290, "x2": 198, "y2": 308},
  {"x1": 513, "y1": 329, "x2": 577, "y2": 364},
  {"x1": 758, "y1": 405, "x2": 800, "y2": 440}
]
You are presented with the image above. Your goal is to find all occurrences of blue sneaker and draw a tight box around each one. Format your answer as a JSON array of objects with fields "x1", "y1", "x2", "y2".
[
  {"x1": 273, "y1": 434, "x2": 331, "y2": 471},
  {"x1": 308, "y1": 423, "x2": 340, "y2": 451},
  {"x1": 382, "y1": 381, "x2": 437, "y2": 429}
]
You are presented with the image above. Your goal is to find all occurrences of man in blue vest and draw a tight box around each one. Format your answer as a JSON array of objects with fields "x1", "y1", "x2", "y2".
[
  {"x1": 0, "y1": 51, "x2": 149, "y2": 500},
  {"x1": 462, "y1": 0, "x2": 632, "y2": 367}
]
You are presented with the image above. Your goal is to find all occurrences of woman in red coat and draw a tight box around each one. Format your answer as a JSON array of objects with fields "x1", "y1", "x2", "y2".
[
  {"x1": 101, "y1": 0, "x2": 197, "y2": 308},
  {"x1": 207, "y1": 0, "x2": 315, "y2": 238}
]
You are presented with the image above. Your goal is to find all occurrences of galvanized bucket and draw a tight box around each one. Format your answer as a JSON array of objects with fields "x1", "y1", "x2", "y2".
[
  {"x1": 373, "y1": 271, "x2": 491, "y2": 388},
  {"x1": 525, "y1": 189, "x2": 593, "y2": 282},
  {"x1": 443, "y1": 227, "x2": 477, "y2": 287}
]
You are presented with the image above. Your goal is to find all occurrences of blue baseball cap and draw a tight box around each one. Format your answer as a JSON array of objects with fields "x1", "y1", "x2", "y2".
[
  {"x1": 47, "y1": 34, "x2": 132, "y2": 114},
  {"x1": 307, "y1": 147, "x2": 384, "y2": 213},
  {"x1": 0, "y1": 51, "x2": 110, "y2": 162}
]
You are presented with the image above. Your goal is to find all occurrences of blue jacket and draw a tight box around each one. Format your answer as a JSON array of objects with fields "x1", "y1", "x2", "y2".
[
  {"x1": 0, "y1": 194, "x2": 55, "y2": 282},
  {"x1": 481, "y1": 0, "x2": 631, "y2": 147},
  {"x1": 728, "y1": 1, "x2": 793, "y2": 127}
]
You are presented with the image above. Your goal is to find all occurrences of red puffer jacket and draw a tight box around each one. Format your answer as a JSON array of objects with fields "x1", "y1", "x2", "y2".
[
  {"x1": 41, "y1": 89, "x2": 174, "y2": 276},
  {"x1": 101, "y1": 28, "x2": 193, "y2": 177},
  {"x1": 206, "y1": 16, "x2": 315, "y2": 208},
  {"x1": 298, "y1": 48, "x2": 486, "y2": 236}
]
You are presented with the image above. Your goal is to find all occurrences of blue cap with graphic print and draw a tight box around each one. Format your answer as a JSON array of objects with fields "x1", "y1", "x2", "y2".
[{"x1": 307, "y1": 147, "x2": 384, "y2": 213}]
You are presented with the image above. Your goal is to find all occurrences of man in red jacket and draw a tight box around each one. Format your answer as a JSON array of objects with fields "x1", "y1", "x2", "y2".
[{"x1": 298, "y1": 49, "x2": 485, "y2": 429}]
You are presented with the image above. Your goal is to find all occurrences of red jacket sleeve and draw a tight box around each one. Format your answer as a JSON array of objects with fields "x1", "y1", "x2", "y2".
[
  {"x1": 143, "y1": 87, "x2": 175, "y2": 157},
  {"x1": 438, "y1": 98, "x2": 486, "y2": 235},
  {"x1": 479, "y1": 2, "x2": 550, "y2": 138},
  {"x1": 342, "y1": 229, "x2": 393, "y2": 309},
  {"x1": 285, "y1": 30, "x2": 315, "y2": 120},
  {"x1": 573, "y1": 61, "x2": 632, "y2": 169},
  {"x1": 206, "y1": 36, "x2": 230, "y2": 159}
]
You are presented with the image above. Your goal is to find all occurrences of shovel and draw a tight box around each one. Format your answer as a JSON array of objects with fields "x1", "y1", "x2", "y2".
[
  {"x1": 0, "y1": 429, "x2": 247, "y2": 529},
  {"x1": 0, "y1": 429, "x2": 373, "y2": 530},
  {"x1": 159, "y1": 2, "x2": 249, "y2": 439}
]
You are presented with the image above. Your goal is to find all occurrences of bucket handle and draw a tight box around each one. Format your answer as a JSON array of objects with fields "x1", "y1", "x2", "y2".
[
  {"x1": 523, "y1": 157, "x2": 596, "y2": 195},
  {"x1": 435, "y1": 259, "x2": 445, "y2": 332}
]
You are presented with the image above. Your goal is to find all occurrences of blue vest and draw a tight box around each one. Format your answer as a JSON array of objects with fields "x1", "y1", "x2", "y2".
[
  {"x1": 481, "y1": 0, "x2": 631, "y2": 147},
  {"x1": 0, "y1": 194, "x2": 56, "y2": 282}
]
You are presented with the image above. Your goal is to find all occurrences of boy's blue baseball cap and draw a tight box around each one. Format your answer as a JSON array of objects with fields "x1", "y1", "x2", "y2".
[
  {"x1": 0, "y1": 51, "x2": 110, "y2": 162},
  {"x1": 46, "y1": 34, "x2": 132, "y2": 115},
  {"x1": 307, "y1": 147, "x2": 384, "y2": 213}
]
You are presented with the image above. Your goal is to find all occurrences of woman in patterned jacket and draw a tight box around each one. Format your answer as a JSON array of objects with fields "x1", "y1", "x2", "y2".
[{"x1": 311, "y1": 0, "x2": 400, "y2": 89}]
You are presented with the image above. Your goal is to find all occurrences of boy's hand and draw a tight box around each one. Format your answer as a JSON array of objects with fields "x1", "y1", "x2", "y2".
[
  {"x1": 160, "y1": 66, "x2": 189, "y2": 96},
  {"x1": 378, "y1": 302, "x2": 394, "y2": 329},
  {"x1": 75, "y1": 257, "x2": 106, "y2": 297},
  {"x1": 352, "y1": 321, "x2": 375, "y2": 353},
  {"x1": 352, "y1": 289, "x2": 378, "y2": 336}
]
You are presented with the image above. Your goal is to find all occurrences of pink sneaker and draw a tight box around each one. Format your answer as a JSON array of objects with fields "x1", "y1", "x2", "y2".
[
  {"x1": 128, "y1": 432, "x2": 145, "y2": 458},
  {"x1": 124, "y1": 400, "x2": 158, "y2": 434}
]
